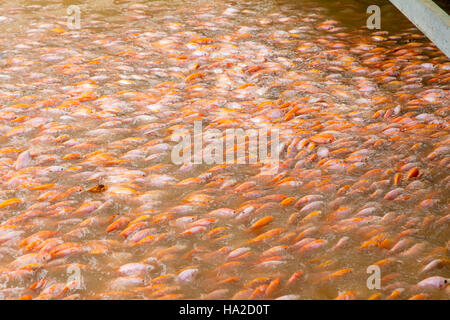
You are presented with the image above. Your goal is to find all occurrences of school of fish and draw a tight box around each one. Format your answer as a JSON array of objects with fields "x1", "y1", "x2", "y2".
[{"x1": 0, "y1": 0, "x2": 448, "y2": 300}]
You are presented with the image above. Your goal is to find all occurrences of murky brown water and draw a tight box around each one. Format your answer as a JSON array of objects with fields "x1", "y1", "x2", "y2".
[{"x1": 0, "y1": 0, "x2": 448, "y2": 300}]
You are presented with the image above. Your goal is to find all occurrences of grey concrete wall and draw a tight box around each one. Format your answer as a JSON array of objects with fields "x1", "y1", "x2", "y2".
[{"x1": 390, "y1": 0, "x2": 450, "y2": 58}]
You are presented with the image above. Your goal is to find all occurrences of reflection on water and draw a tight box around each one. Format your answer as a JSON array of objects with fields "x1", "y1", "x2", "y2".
[{"x1": 0, "y1": 0, "x2": 448, "y2": 300}]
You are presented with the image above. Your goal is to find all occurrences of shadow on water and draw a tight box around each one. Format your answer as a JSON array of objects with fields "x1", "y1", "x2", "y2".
[{"x1": 272, "y1": 0, "x2": 417, "y2": 33}]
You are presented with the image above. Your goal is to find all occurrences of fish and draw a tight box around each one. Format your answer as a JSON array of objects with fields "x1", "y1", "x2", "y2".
[{"x1": 0, "y1": 0, "x2": 448, "y2": 301}]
